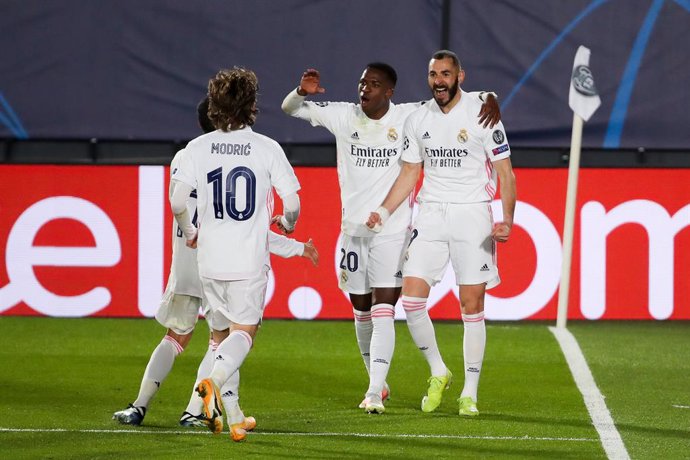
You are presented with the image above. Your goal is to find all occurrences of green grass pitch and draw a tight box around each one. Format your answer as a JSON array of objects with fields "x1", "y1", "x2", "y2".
[{"x1": 0, "y1": 317, "x2": 688, "y2": 458}]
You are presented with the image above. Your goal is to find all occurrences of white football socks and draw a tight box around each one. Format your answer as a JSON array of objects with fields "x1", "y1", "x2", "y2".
[
  {"x1": 133, "y1": 335, "x2": 182, "y2": 408},
  {"x1": 184, "y1": 338, "x2": 216, "y2": 415},
  {"x1": 221, "y1": 370, "x2": 244, "y2": 424},
  {"x1": 460, "y1": 312, "x2": 486, "y2": 402},
  {"x1": 402, "y1": 295, "x2": 447, "y2": 377},
  {"x1": 353, "y1": 308, "x2": 373, "y2": 375},
  {"x1": 366, "y1": 304, "x2": 395, "y2": 397},
  {"x1": 210, "y1": 330, "x2": 253, "y2": 389}
]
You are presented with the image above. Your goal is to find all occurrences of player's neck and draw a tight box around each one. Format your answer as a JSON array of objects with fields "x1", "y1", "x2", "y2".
[
  {"x1": 363, "y1": 102, "x2": 390, "y2": 120},
  {"x1": 439, "y1": 91, "x2": 462, "y2": 114}
]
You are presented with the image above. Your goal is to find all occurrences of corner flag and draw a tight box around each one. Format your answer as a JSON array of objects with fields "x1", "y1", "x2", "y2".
[
  {"x1": 569, "y1": 46, "x2": 601, "y2": 122},
  {"x1": 557, "y1": 46, "x2": 601, "y2": 329}
]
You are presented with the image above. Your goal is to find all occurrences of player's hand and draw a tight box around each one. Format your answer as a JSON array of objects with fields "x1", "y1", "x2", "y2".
[
  {"x1": 302, "y1": 238, "x2": 319, "y2": 266},
  {"x1": 271, "y1": 215, "x2": 295, "y2": 235},
  {"x1": 366, "y1": 212, "x2": 381, "y2": 229},
  {"x1": 366, "y1": 206, "x2": 389, "y2": 233},
  {"x1": 186, "y1": 231, "x2": 198, "y2": 249},
  {"x1": 299, "y1": 69, "x2": 326, "y2": 96},
  {"x1": 491, "y1": 222, "x2": 512, "y2": 243},
  {"x1": 478, "y1": 94, "x2": 501, "y2": 129}
]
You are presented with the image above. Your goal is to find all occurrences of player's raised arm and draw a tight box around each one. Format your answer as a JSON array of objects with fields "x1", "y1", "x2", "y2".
[
  {"x1": 281, "y1": 69, "x2": 326, "y2": 114},
  {"x1": 366, "y1": 161, "x2": 421, "y2": 231}
]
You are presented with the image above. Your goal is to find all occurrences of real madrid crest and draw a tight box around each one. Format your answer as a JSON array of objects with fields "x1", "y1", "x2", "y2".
[
  {"x1": 387, "y1": 128, "x2": 398, "y2": 142},
  {"x1": 457, "y1": 128, "x2": 468, "y2": 143}
]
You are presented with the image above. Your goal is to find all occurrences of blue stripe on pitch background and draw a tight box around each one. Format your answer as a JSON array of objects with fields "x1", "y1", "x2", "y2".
[
  {"x1": 604, "y1": 0, "x2": 665, "y2": 148},
  {"x1": 0, "y1": 92, "x2": 28, "y2": 139},
  {"x1": 502, "y1": 0, "x2": 611, "y2": 109}
]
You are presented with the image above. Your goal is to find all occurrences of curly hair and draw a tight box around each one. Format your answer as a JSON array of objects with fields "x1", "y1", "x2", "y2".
[{"x1": 207, "y1": 67, "x2": 259, "y2": 131}]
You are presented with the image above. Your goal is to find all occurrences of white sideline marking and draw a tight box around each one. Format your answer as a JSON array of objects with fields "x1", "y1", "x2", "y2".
[
  {"x1": 0, "y1": 427, "x2": 596, "y2": 442},
  {"x1": 549, "y1": 327, "x2": 630, "y2": 460},
  {"x1": 672, "y1": 404, "x2": 690, "y2": 409}
]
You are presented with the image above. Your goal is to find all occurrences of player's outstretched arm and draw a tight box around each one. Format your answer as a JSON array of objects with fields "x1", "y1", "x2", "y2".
[
  {"x1": 490, "y1": 157, "x2": 516, "y2": 243},
  {"x1": 301, "y1": 238, "x2": 319, "y2": 266},
  {"x1": 366, "y1": 161, "x2": 422, "y2": 232},
  {"x1": 478, "y1": 92, "x2": 500, "y2": 129},
  {"x1": 281, "y1": 69, "x2": 326, "y2": 115}
]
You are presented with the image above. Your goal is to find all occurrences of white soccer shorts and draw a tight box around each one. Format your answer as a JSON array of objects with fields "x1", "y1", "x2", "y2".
[
  {"x1": 156, "y1": 289, "x2": 201, "y2": 335},
  {"x1": 403, "y1": 202, "x2": 500, "y2": 288},
  {"x1": 200, "y1": 265, "x2": 270, "y2": 330},
  {"x1": 338, "y1": 230, "x2": 409, "y2": 295}
]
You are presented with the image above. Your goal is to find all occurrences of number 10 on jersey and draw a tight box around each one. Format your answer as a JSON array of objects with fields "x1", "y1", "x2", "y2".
[{"x1": 206, "y1": 166, "x2": 256, "y2": 221}]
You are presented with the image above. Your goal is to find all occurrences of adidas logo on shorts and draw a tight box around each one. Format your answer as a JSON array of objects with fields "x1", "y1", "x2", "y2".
[{"x1": 480, "y1": 264, "x2": 490, "y2": 272}]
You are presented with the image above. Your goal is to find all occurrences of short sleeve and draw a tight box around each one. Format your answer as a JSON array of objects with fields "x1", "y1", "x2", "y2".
[
  {"x1": 171, "y1": 147, "x2": 197, "y2": 188},
  {"x1": 400, "y1": 115, "x2": 424, "y2": 164},
  {"x1": 483, "y1": 121, "x2": 511, "y2": 162}
]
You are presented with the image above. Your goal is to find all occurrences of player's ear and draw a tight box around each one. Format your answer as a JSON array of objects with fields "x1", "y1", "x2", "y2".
[
  {"x1": 386, "y1": 87, "x2": 394, "y2": 98},
  {"x1": 457, "y1": 69, "x2": 465, "y2": 85}
]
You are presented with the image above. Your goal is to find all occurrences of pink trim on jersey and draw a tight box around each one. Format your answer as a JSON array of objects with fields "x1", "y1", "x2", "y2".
[
  {"x1": 402, "y1": 299, "x2": 427, "y2": 312},
  {"x1": 164, "y1": 335, "x2": 184, "y2": 354},
  {"x1": 371, "y1": 307, "x2": 395, "y2": 318},
  {"x1": 461, "y1": 313, "x2": 485, "y2": 323},
  {"x1": 266, "y1": 191, "x2": 274, "y2": 217},
  {"x1": 484, "y1": 159, "x2": 496, "y2": 199},
  {"x1": 231, "y1": 329, "x2": 253, "y2": 349}
]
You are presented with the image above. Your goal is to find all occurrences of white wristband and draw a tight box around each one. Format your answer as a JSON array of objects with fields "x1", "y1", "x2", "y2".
[
  {"x1": 479, "y1": 91, "x2": 498, "y2": 102},
  {"x1": 371, "y1": 206, "x2": 390, "y2": 233},
  {"x1": 376, "y1": 206, "x2": 390, "y2": 223}
]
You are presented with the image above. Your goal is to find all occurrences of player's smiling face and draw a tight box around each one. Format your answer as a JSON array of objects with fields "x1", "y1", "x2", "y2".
[
  {"x1": 428, "y1": 57, "x2": 464, "y2": 108},
  {"x1": 358, "y1": 68, "x2": 393, "y2": 120}
]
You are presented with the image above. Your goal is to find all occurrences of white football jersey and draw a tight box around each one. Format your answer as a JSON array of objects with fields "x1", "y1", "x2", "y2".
[
  {"x1": 288, "y1": 100, "x2": 418, "y2": 237},
  {"x1": 167, "y1": 148, "x2": 202, "y2": 297},
  {"x1": 173, "y1": 127, "x2": 300, "y2": 280},
  {"x1": 402, "y1": 91, "x2": 511, "y2": 203}
]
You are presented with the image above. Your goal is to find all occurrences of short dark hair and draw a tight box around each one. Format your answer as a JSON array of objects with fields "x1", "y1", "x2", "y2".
[
  {"x1": 431, "y1": 50, "x2": 462, "y2": 70},
  {"x1": 208, "y1": 67, "x2": 259, "y2": 131},
  {"x1": 196, "y1": 97, "x2": 215, "y2": 134},
  {"x1": 366, "y1": 62, "x2": 397, "y2": 86}
]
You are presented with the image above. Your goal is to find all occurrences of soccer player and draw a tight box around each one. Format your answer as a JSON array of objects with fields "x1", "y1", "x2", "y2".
[
  {"x1": 172, "y1": 68, "x2": 301, "y2": 441},
  {"x1": 367, "y1": 50, "x2": 516, "y2": 416},
  {"x1": 282, "y1": 64, "x2": 500, "y2": 413},
  {"x1": 113, "y1": 96, "x2": 316, "y2": 438}
]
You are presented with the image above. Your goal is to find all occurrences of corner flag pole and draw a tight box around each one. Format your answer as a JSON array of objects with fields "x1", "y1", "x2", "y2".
[{"x1": 557, "y1": 46, "x2": 601, "y2": 329}]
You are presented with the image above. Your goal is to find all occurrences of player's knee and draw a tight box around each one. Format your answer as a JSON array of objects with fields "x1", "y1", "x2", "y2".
[{"x1": 166, "y1": 329, "x2": 193, "y2": 350}]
